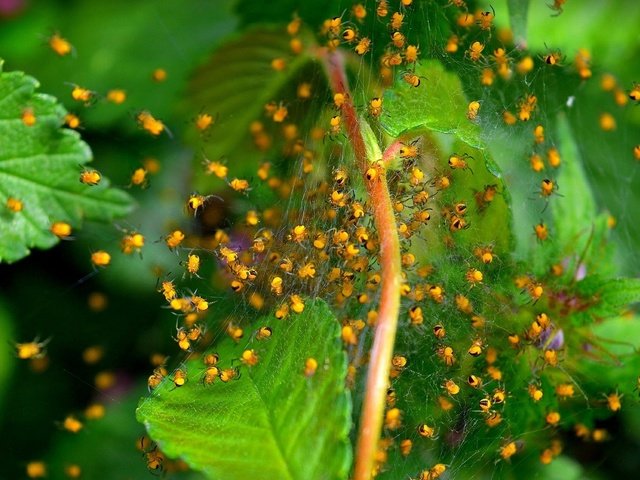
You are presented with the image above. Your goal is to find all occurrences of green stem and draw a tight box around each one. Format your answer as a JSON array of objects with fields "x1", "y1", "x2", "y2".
[{"x1": 319, "y1": 49, "x2": 403, "y2": 480}]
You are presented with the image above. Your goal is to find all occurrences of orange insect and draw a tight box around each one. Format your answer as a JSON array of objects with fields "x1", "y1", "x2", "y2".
[
  {"x1": 355, "y1": 37, "x2": 371, "y2": 55},
  {"x1": 137, "y1": 111, "x2": 165, "y2": 136},
  {"x1": 48, "y1": 33, "x2": 73, "y2": 56},
  {"x1": 15, "y1": 337, "x2": 50, "y2": 360},
  {"x1": 548, "y1": 0, "x2": 566, "y2": 16},
  {"x1": 71, "y1": 85, "x2": 94, "y2": 104},
  {"x1": 467, "y1": 42, "x2": 484, "y2": 61},
  {"x1": 477, "y1": 6, "x2": 495, "y2": 31},
  {"x1": 403, "y1": 72, "x2": 421, "y2": 87}
]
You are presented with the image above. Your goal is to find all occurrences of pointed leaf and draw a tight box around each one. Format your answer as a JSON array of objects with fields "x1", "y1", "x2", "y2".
[
  {"x1": 549, "y1": 114, "x2": 616, "y2": 279},
  {"x1": 187, "y1": 27, "x2": 315, "y2": 189},
  {"x1": 551, "y1": 114, "x2": 596, "y2": 246},
  {"x1": 137, "y1": 299, "x2": 352, "y2": 480},
  {"x1": 525, "y1": 1, "x2": 640, "y2": 69},
  {"x1": 375, "y1": 60, "x2": 524, "y2": 480},
  {"x1": 380, "y1": 60, "x2": 513, "y2": 257},
  {"x1": 381, "y1": 61, "x2": 483, "y2": 149},
  {"x1": 0, "y1": 62, "x2": 133, "y2": 263},
  {"x1": 574, "y1": 276, "x2": 640, "y2": 324},
  {"x1": 506, "y1": 0, "x2": 530, "y2": 47}
]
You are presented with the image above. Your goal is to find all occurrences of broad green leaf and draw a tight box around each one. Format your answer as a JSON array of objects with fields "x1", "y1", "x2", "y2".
[
  {"x1": 525, "y1": 0, "x2": 640, "y2": 71},
  {"x1": 584, "y1": 315, "x2": 640, "y2": 393},
  {"x1": 506, "y1": 0, "x2": 530, "y2": 47},
  {"x1": 137, "y1": 300, "x2": 352, "y2": 480},
  {"x1": 564, "y1": 80, "x2": 640, "y2": 276},
  {"x1": 492, "y1": 0, "x2": 640, "y2": 73},
  {"x1": 458, "y1": 6, "x2": 640, "y2": 274},
  {"x1": 590, "y1": 315, "x2": 640, "y2": 357},
  {"x1": 552, "y1": 114, "x2": 596, "y2": 245},
  {"x1": 374, "y1": 60, "x2": 523, "y2": 480},
  {"x1": 187, "y1": 26, "x2": 315, "y2": 190},
  {"x1": 547, "y1": 114, "x2": 616, "y2": 278},
  {"x1": 575, "y1": 277, "x2": 640, "y2": 323},
  {"x1": 381, "y1": 61, "x2": 483, "y2": 149},
  {"x1": 379, "y1": 60, "x2": 513, "y2": 259},
  {"x1": 0, "y1": 62, "x2": 133, "y2": 263}
]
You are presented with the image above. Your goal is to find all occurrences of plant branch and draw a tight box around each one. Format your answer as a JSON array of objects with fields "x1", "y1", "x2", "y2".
[
  {"x1": 319, "y1": 49, "x2": 403, "y2": 480},
  {"x1": 382, "y1": 140, "x2": 404, "y2": 165}
]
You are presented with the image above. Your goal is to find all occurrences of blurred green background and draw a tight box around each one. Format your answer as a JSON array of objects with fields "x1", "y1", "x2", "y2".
[
  {"x1": 0, "y1": 0, "x2": 639, "y2": 478},
  {"x1": 0, "y1": 0, "x2": 237, "y2": 477}
]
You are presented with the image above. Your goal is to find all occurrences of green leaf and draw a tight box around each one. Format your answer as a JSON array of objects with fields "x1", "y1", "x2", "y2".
[
  {"x1": 379, "y1": 60, "x2": 513, "y2": 259},
  {"x1": 137, "y1": 299, "x2": 352, "y2": 480},
  {"x1": 506, "y1": 0, "x2": 530, "y2": 47},
  {"x1": 381, "y1": 61, "x2": 483, "y2": 149},
  {"x1": 525, "y1": 0, "x2": 640, "y2": 72},
  {"x1": 585, "y1": 315, "x2": 640, "y2": 391},
  {"x1": 590, "y1": 315, "x2": 640, "y2": 357},
  {"x1": 592, "y1": 278, "x2": 640, "y2": 317},
  {"x1": 576, "y1": 277, "x2": 640, "y2": 321},
  {"x1": 360, "y1": 116, "x2": 383, "y2": 162},
  {"x1": 564, "y1": 79, "x2": 640, "y2": 276},
  {"x1": 544, "y1": 114, "x2": 617, "y2": 278},
  {"x1": 551, "y1": 114, "x2": 596, "y2": 247},
  {"x1": 0, "y1": 62, "x2": 133, "y2": 263},
  {"x1": 373, "y1": 60, "x2": 523, "y2": 480},
  {"x1": 187, "y1": 26, "x2": 315, "y2": 190},
  {"x1": 492, "y1": 0, "x2": 640, "y2": 74}
]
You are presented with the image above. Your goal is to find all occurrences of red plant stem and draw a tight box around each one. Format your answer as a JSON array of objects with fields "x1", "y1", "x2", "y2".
[
  {"x1": 320, "y1": 49, "x2": 403, "y2": 480},
  {"x1": 382, "y1": 140, "x2": 404, "y2": 165}
]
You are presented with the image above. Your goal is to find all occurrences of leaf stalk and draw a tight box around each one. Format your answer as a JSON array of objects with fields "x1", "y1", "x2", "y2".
[{"x1": 320, "y1": 49, "x2": 403, "y2": 480}]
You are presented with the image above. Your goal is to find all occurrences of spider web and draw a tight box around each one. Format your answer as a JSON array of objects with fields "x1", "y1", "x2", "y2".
[{"x1": 3, "y1": 0, "x2": 638, "y2": 478}]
